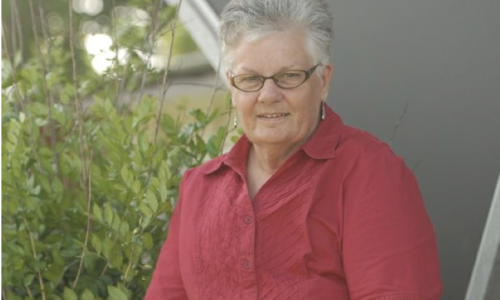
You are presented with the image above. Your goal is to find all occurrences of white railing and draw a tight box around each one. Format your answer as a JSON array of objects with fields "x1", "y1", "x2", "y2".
[{"x1": 465, "y1": 171, "x2": 500, "y2": 300}]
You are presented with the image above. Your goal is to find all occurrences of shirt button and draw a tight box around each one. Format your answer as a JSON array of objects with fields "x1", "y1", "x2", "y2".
[
  {"x1": 242, "y1": 260, "x2": 251, "y2": 269},
  {"x1": 244, "y1": 216, "x2": 253, "y2": 224}
]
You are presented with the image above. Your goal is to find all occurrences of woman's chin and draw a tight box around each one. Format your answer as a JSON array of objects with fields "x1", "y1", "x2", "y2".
[{"x1": 249, "y1": 130, "x2": 294, "y2": 146}]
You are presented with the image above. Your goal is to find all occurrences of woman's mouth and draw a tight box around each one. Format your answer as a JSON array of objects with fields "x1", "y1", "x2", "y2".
[{"x1": 258, "y1": 113, "x2": 290, "y2": 119}]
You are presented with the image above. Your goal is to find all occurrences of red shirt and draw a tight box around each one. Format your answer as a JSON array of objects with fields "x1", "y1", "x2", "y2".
[{"x1": 144, "y1": 106, "x2": 443, "y2": 300}]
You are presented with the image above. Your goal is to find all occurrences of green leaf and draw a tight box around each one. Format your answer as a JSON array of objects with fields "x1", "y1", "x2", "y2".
[
  {"x1": 5, "y1": 291, "x2": 23, "y2": 300},
  {"x1": 14, "y1": 257, "x2": 25, "y2": 270},
  {"x1": 91, "y1": 234, "x2": 102, "y2": 254},
  {"x1": 145, "y1": 190, "x2": 158, "y2": 214},
  {"x1": 32, "y1": 185, "x2": 41, "y2": 196},
  {"x1": 109, "y1": 252, "x2": 123, "y2": 269},
  {"x1": 195, "y1": 135, "x2": 206, "y2": 155},
  {"x1": 51, "y1": 178, "x2": 63, "y2": 200},
  {"x1": 119, "y1": 221, "x2": 130, "y2": 239},
  {"x1": 139, "y1": 203, "x2": 153, "y2": 220},
  {"x1": 189, "y1": 109, "x2": 206, "y2": 124},
  {"x1": 159, "y1": 184, "x2": 168, "y2": 203},
  {"x1": 25, "y1": 197, "x2": 39, "y2": 211},
  {"x1": 63, "y1": 287, "x2": 78, "y2": 300},
  {"x1": 81, "y1": 289, "x2": 95, "y2": 300},
  {"x1": 120, "y1": 166, "x2": 132, "y2": 186},
  {"x1": 104, "y1": 203, "x2": 114, "y2": 227},
  {"x1": 132, "y1": 180, "x2": 141, "y2": 194},
  {"x1": 112, "y1": 212, "x2": 121, "y2": 232},
  {"x1": 158, "y1": 161, "x2": 170, "y2": 182},
  {"x1": 107, "y1": 285, "x2": 128, "y2": 300},
  {"x1": 26, "y1": 174, "x2": 35, "y2": 190},
  {"x1": 64, "y1": 84, "x2": 76, "y2": 98},
  {"x1": 142, "y1": 232, "x2": 153, "y2": 250},
  {"x1": 208, "y1": 108, "x2": 220, "y2": 123},
  {"x1": 92, "y1": 204, "x2": 102, "y2": 223},
  {"x1": 19, "y1": 111, "x2": 26, "y2": 123},
  {"x1": 207, "y1": 126, "x2": 227, "y2": 158},
  {"x1": 102, "y1": 236, "x2": 113, "y2": 259},
  {"x1": 23, "y1": 274, "x2": 35, "y2": 286},
  {"x1": 43, "y1": 262, "x2": 64, "y2": 283}
]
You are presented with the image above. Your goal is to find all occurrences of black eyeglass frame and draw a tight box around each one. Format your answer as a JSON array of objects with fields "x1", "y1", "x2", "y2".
[{"x1": 229, "y1": 64, "x2": 321, "y2": 92}]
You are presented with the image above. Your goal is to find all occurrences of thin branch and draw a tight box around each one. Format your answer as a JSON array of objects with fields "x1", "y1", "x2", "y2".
[
  {"x1": 12, "y1": 0, "x2": 24, "y2": 63},
  {"x1": 154, "y1": 0, "x2": 183, "y2": 145},
  {"x1": 110, "y1": 0, "x2": 123, "y2": 110},
  {"x1": 68, "y1": 0, "x2": 92, "y2": 289},
  {"x1": 28, "y1": 0, "x2": 60, "y2": 176},
  {"x1": 100, "y1": 263, "x2": 109, "y2": 278},
  {"x1": 123, "y1": 232, "x2": 141, "y2": 288},
  {"x1": 26, "y1": 286, "x2": 33, "y2": 298},
  {"x1": 10, "y1": 0, "x2": 17, "y2": 55},
  {"x1": 154, "y1": 80, "x2": 172, "y2": 145},
  {"x1": 20, "y1": 211, "x2": 46, "y2": 300},
  {"x1": 68, "y1": 0, "x2": 88, "y2": 185},
  {"x1": 72, "y1": 151, "x2": 94, "y2": 289},
  {"x1": 220, "y1": 96, "x2": 235, "y2": 155},
  {"x1": 205, "y1": 60, "x2": 222, "y2": 117},
  {"x1": 137, "y1": 0, "x2": 164, "y2": 104},
  {"x1": 6, "y1": 4, "x2": 19, "y2": 113},
  {"x1": 2, "y1": 22, "x2": 17, "y2": 96},
  {"x1": 389, "y1": 101, "x2": 409, "y2": 146},
  {"x1": 37, "y1": 0, "x2": 53, "y2": 84},
  {"x1": 201, "y1": 58, "x2": 222, "y2": 138}
]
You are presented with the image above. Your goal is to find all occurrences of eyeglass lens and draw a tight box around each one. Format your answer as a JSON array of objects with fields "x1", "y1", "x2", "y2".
[{"x1": 231, "y1": 65, "x2": 318, "y2": 92}]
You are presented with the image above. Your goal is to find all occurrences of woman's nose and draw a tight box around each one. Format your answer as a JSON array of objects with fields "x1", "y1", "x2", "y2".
[{"x1": 257, "y1": 79, "x2": 283, "y2": 103}]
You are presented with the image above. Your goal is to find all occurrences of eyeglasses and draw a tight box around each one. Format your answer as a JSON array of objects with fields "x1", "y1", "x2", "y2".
[{"x1": 229, "y1": 64, "x2": 320, "y2": 92}]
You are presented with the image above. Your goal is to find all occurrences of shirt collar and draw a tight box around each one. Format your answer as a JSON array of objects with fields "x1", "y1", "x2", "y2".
[
  {"x1": 202, "y1": 105, "x2": 343, "y2": 175},
  {"x1": 201, "y1": 134, "x2": 250, "y2": 176},
  {"x1": 300, "y1": 105, "x2": 343, "y2": 160}
]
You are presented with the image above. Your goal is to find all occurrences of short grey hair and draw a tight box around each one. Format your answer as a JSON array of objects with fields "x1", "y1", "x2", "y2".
[{"x1": 219, "y1": 0, "x2": 333, "y2": 69}]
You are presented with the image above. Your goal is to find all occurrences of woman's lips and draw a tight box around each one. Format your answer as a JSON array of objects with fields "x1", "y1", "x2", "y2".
[{"x1": 257, "y1": 113, "x2": 290, "y2": 118}]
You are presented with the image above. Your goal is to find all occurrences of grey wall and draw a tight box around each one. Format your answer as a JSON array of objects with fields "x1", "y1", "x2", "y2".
[
  {"x1": 204, "y1": 0, "x2": 500, "y2": 299},
  {"x1": 329, "y1": 1, "x2": 500, "y2": 299}
]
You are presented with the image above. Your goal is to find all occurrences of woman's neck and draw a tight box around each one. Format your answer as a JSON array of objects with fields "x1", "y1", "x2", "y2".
[
  {"x1": 249, "y1": 143, "x2": 297, "y2": 175},
  {"x1": 245, "y1": 142, "x2": 302, "y2": 199}
]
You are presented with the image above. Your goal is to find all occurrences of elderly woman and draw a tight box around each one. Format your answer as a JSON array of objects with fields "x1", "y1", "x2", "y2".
[{"x1": 144, "y1": 0, "x2": 442, "y2": 299}]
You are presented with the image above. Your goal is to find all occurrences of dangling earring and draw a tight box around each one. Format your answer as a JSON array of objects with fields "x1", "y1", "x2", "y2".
[
  {"x1": 233, "y1": 114, "x2": 238, "y2": 128},
  {"x1": 321, "y1": 102, "x2": 326, "y2": 121}
]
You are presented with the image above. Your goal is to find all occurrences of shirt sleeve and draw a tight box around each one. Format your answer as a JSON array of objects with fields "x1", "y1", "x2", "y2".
[
  {"x1": 143, "y1": 174, "x2": 189, "y2": 300},
  {"x1": 341, "y1": 143, "x2": 443, "y2": 300}
]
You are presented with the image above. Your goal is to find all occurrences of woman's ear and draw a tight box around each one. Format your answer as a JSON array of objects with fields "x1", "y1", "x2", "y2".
[
  {"x1": 225, "y1": 71, "x2": 233, "y2": 87},
  {"x1": 320, "y1": 64, "x2": 333, "y2": 100},
  {"x1": 226, "y1": 72, "x2": 237, "y2": 107}
]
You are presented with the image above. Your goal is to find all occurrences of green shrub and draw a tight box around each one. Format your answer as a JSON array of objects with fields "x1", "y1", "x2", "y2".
[{"x1": 2, "y1": 1, "x2": 234, "y2": 299}]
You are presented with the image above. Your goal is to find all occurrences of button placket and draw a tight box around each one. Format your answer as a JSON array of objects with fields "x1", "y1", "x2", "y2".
[{"x1": 234, "y1": 189, "x2": 258, "y2": 294}]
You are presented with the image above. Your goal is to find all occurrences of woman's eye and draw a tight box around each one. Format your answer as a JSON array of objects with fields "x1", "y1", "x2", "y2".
[
  {"x1": 283, "y1": 72, "x2": 300, "y2": 78},
  {"x1": 242, "y1": 75, "x2": 260, "y2": 82}
]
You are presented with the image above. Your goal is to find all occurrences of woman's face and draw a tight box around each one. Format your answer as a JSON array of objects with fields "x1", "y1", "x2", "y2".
[{"x1": 229, "y1": 31, "x2": 332, "y2": 151}]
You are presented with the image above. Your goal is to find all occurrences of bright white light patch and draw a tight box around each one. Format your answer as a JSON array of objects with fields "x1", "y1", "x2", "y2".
[
  {"x1": 84, "y1": 33, "x2": 113, "y2": 56},
  {"x1": 84, "y1": 34, "x2": 115, "y2": 74},
  {"x1": 72, "y1": 0, "x2": 104, "y2": 16}
]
